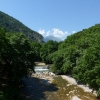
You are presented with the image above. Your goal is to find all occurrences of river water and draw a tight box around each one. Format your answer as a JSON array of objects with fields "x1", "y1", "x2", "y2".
[
  {"x1": 44, "y1": 76, "x2": 98, "y2": 100},
  {"x1": 21, "y1": 66, "x2": 99, "y2": 100}
]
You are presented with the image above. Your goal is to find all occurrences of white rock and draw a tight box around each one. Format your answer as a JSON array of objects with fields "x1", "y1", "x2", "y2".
[{"x1": 72, "y1": 96, "x2": 81, "y2": 100}]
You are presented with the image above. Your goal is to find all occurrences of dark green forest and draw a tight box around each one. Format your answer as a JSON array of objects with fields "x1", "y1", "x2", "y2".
[
  {"x1": 0, "y1": 27, "x2": 59, "y2": 99},
  {"x1": 0, "y1": 11, "x2": 44, "y2": 43},
  {"x1": 50, "y1": 24, "x2": 100, "y2": 98},
  {"x1": 0, "y1": 11, "x2": 100, "y2": 99},
  {"x1": 0, "y1": 28, "x2": 42, "y2": 100}
]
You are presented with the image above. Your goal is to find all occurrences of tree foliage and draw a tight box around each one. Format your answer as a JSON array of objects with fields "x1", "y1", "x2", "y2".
[
  {"x1": 0, "y1": 28, "x2": 37, "y2": 100},
  {"x1": 31, "y1": 42, "x2": 42, "y2": 61},
  {"x1": 51, "y1": 24, "x2": 100, "y2": 97},
  {"x1": 40, "y1": 40, "x2": 59, "y2": 64}
]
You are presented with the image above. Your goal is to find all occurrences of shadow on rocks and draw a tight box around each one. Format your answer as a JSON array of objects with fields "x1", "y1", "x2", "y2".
[{"x1": 21, "y1": 76, "x2": 58, "y2": 100}]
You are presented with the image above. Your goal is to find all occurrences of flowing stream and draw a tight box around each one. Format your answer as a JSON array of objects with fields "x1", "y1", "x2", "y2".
[{"x1": 21, "y1": 66, "x2": 99, "y2": 100}]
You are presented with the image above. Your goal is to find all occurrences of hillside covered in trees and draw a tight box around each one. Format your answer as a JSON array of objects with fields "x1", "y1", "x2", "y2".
[
  {"x1": 36, "y1": 24, "x2": 100, "y2": 98},
  {"x1": 0, "y1": 13, "x2": 100, "y2": 99},
  {"x1": 0, "y1": 11, "x2": 43, "y2": 43},
  {"x1": 49, "y1": 24, "x2": 100, "y2": 98}
]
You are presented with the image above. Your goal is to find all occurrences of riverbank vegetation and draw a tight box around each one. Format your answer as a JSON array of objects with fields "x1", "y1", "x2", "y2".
[
  {"x1": 1, "y1": 24, "x2": 100, "y2": 99},
  {"x1": 50, "y1": 24, "x2": 100, "y2": 98},
  {"x1": 0, "y1": 26, "x2": 59, "y2": 99},
  {"x1": 0, "y1": 28, "x2": 42, "y2": 100},
  {"x1": 38, "y1": 24, "x2": 100, "y2": 98}
]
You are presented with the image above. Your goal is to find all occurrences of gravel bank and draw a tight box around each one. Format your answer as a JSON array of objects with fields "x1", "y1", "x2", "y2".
[{"x1": 61, "y1": 75, "x2": 97, "y2": 96}]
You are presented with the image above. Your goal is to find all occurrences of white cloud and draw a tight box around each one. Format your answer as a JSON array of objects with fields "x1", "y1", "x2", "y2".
[
  {"x1": 38, "y1": 29, "x2": 45, "y2": 35},
  {"x1": 72, "y1": 31, "x2": 76, "y2": 34},
  {"x1": 65, "y1": 31, "x2": 69, "y2": 34},
  {"x1": 38, "y1": 28, "x2": 73, "y2": 40},
  {"x1": 52, "y1": 28, "x2": 64, "y2": 37},
  {"x1": 52, "y1": 28, "x2": 70, "y2": 40},
  {"x1": 46, "y1": 31, "x2": 50, "y2": 36}
]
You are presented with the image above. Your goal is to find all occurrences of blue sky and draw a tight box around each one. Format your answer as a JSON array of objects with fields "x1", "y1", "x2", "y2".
[{"x1": 0, "y1": 0, "x2": 100, "y2": 40}]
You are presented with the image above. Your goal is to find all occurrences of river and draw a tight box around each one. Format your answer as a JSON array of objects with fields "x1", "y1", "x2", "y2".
[{"x1": 21, "y1": 66, "x2": 99, "y2": 100}]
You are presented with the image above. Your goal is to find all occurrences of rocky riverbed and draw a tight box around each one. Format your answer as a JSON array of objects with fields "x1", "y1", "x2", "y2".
[
  {"x1": 21, "y1": 71, "x2": 98, "y2": 100},
  {"x1": 31, "y1": 71, "x2": 55, "y2": 84},
  {"x1": 21, "y1": 71, "x2": 56, "y2": 100}
]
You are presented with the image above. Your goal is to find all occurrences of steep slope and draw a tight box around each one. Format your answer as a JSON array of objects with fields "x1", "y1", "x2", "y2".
[
  {"x1": 44, "y1": 35, "x2": 62, "y2": 42},
  {"x1": 0, "y1": 11, "x2": 43, "y2": 43},
  {"x1": 51, "y1": 24, "x2": 100, "y2": 97}
]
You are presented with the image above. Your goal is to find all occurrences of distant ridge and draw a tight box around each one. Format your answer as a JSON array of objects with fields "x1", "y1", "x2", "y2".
[
  {"x1": 0, "y1": 11, "x2": 44, "y2": 43},
  {"x1": 44, "y1": 35, "x2": 62, "y2": 42}
]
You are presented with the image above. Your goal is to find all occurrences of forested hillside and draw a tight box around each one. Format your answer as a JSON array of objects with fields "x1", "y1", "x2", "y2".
[
  {"x1": 1, "y1": 23, "x2": 100, "y2": 99},
  {"x1": 0, "y1": 11, "x2": 100, "y2": 99},
  {"x1": 0, "y1": 28, "x2": 43, "y2": 100},
  {"x1": 0, "y1": 11, "x2": 43, "y2": 43},
  {"x1": 49, "y1": 24, "x2": 100, "y2": 97}
]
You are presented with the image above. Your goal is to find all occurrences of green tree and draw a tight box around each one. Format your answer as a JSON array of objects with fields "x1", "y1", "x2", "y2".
[
  {"x1": 31, "y1": 42, "x2": 42, "y2": 61},
  {"x1": 0, "y1": 29, "x2": 36, "y2": 100},
  {"x1": 51, "y1": 24, "x2": 100, "y2": 98},
  {"x1": 40, "y1": 40, "x2": 58, "y2": 64},
  {"x1": 5, "y1": 32, "x2": 35, "y2": 81},
  {"x1": 51, "y1": 50, "x2": 64, "y2": 74}
]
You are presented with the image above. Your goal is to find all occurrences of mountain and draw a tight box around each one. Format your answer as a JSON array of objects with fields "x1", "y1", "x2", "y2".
[
  {"x1": 0, "y1": 11, "x2": 44, "y2": 43},
  {"x1": 44, "y1": 35, "x2": 62, "y2": 42}
]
